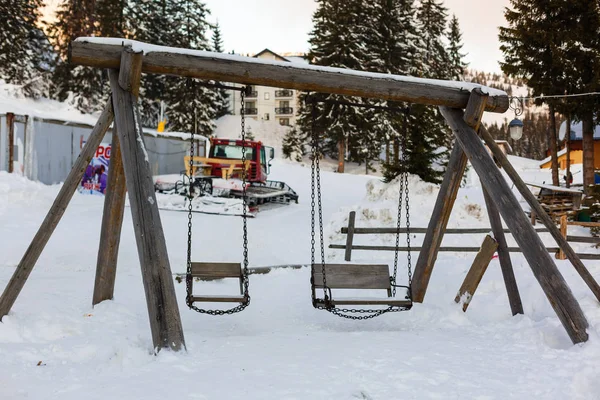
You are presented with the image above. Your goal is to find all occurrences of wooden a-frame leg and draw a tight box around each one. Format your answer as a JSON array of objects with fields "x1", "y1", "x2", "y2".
[
  {"x1": 482, "y1": 186, "x2": 524, "y2": 315},
  {"x1": 480, "y1": 126, "x2": 600, "y2": 303},
  {"x1": 93, "y1": 127, "x2": 127, "y2": 306},
  {"x1": 109, "y1": 47, "x2": 185, "y2": 352},
  {"x1": 441, "y1": 106, "x2": 588, "y2": 344},
  {"x1": 455, "y1": 235, "x2": 498, "y2": 312},
  {"x1": 411, "y1": 89, "x2": 488, "y2": 302},
  {"x1": 0, "y1": 100, "x2": 115, "y2": 319}
]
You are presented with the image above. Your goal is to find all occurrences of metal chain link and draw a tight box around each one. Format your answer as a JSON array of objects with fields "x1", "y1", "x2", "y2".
[
  {"x1": 309, "y1": 97, "x2": 411, "y2": 318},
  {"x1": 403, "y1": 116, "x2": 413, "y2": 291},
  {"x1": 185, "y1": 86, "x2": 250, "y2": 315}
]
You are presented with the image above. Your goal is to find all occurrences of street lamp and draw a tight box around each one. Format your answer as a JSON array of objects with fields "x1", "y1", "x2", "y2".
[{"x1": 509, "y1": 118, "x2": 524, "y2": 140}]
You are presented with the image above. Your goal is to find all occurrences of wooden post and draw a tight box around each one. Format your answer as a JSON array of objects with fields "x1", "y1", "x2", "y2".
[
  {"x1": 93, "y1": 49, "x2": 143, "y2": 306},
  {"x1": 455, "y1": 235, "x2": 498, "y2": 312},
  {"x1": 109, "y1": 49, "x2": 185, "y2": 352},
  {"x1": 345, "y1": 211, "x2": 356, "y2": 262},
  {"x1": 7, "y1": 112, "x2": 14, "y2": 173},
  {"x1": 412, "y1": 89, "x2": 487, "y2": 302},
  {"x1": 0, "y1": 100, "x2": 114, "y2": 320},
  {"x1": 442, "y1": 106, "x2": 589, "y2": 344},
  {"x1": 337, "y1": 138, "x2": 345, "y2": 173},
  {"x1": 93, "y1": 127, "x2": 127, "y2": 305},
  {"x1": 480, "y1": 125, "x2": 600, "y2": 304},
  {"x1": 530, "y1": 210, "x2": 536, "y2": 226},
  {"x1": 557, "y1": 215, "x2": 568, "y2": 260},
  {"x1": 482, "y1": 187, "x2": 524, "y2": 315}
]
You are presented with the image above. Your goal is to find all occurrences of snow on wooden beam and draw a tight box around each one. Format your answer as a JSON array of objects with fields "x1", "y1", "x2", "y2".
[{"x1": 69, "y1": 37, "x2": 509, "y2": 113}]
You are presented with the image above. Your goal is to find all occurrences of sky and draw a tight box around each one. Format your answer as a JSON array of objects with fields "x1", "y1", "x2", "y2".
[
  {"x1": 42, "y1": 0, "x2": 512, "y2": 73},
  {"x1": 203, "y1": 0, "x2": 512, "y2": 73}
]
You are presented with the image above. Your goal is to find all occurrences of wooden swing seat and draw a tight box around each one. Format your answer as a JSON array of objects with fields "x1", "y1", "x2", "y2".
[
  {"x1": 189, "y1": 262, "x2": 247, "y2": 303},
  {"x1": 311, "y1": 264, "x2": 411, "y2": 307}
]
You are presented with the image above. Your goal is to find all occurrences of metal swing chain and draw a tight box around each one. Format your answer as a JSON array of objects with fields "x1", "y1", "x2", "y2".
[
  {"x1": 308, "y1": 98, "x2": 410, "y2": 320},
  {"x1": 185, "y1": 86, "x2": 250, "y2": 316},
  {"x1": 403, "y1": 116, "x2": 413, "y2": 292},
  {"x1": 310, "y1": 96, "x2": 329, "y2": 305}
]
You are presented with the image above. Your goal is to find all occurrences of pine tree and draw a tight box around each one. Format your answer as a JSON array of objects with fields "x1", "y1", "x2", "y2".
[
  {"x1": 447, "y1": 14, "x2": 467, "y2": 81},
  {"x1": 128, "y1": 0, "x2": 175, "y2": 127},
  {"x1": 96, "y1": 0, "x2": 128, "y2": 38},
  {"x1": 212, "y1": 22, "x2": 230, "y2": 119},
  {"x1": 0, "y1": 0, "x2": 53, "y2": 98},
  {"x1": 48, "y1": 0, "x2": 104, "y2": 112},
  {"x1": 165, "y1": 0, "x2": 216, "y2": 135},
  {"x1": 417, "y1": 0, "x2": 450, "y2": 79},
  {"x1": 282, "y1": 126, "x2": 307, "y2": 162}
]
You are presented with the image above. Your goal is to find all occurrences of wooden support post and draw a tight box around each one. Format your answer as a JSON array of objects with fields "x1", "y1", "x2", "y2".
[
  {"x1": 455, "y1": 235, "x2": 498, "y2": 312},
  {"x1": 93, "y1": 48, "x2": 144, "y2": 306},
  {"x1": 412, "y1": 89, "x2": 487, "y2": 302},
  {"x1": 557, "y1": 215, "x2": 568, "y2": 260},
  {"x1": 441, "y1": 106, "x2": 589, "y2": 344},
  {"x1": 93, "y1": 127, "x2": 127, "y2": 305},
  {"x1": 345, "y1": 211, "x2": 356, "y2": 262},
  {"x1": 530, "y1": 210, "x2": 536, "y2": 226},
  {"x1": 109, "y1": 49, "x2": 185, "y2": 352},
  {"x1": 0, "y1": 101, "x2": 114, "y2": 320},
  {"x1": 480, "y1": 125, "x2": 600, "y2": 304},
  {"x1": 7, "y1": 112, "x2": 14, "y2": 173},
  {"x1": 482, "y1": 187, "x2": 524, "y2": 315}
]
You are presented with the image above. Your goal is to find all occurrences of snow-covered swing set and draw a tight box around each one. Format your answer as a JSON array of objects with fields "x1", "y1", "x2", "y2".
[{"x1": 0, "y1": 37, "x2": 598, "y2": 352}]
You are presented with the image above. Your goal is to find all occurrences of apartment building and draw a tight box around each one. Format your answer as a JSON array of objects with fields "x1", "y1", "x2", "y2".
[{"x1": 229, "y1": 49, "x2": 307, "y2": 127}]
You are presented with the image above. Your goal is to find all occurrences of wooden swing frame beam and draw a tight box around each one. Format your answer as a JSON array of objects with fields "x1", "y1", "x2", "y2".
[{"x1": 0, "y1": 37, "x2": 592, "y2": 350}]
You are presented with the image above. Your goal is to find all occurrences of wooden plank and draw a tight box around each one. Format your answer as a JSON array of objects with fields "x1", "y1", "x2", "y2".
[
  {"x1": 191, "y1": 295, "x2": 247, "y2": 303},
  {"x1": 109, "y1": 66, "x2": 185, "y2": 352},
  {"x1": 93, "y1": 128, "x2": 127, "y2": 306},
  {"x1": 480, "y1": 125, "x2": 600, "y2": 305},
  {"x1": 69, "y1": 38, "x2": 509, "y2": 113},
  {"x1": 411, "y1": 90, "x2": 488, "y2": 303},
  {"x1": 328, "y1": 298, "x2": 412, "y2": 306},
  {"x1": 118, "y1": 47, "x2": 143, "y2": 97},
  {"x1": 190, "y1": 262, "x2": 242, "y2": 278},
  {"x1": 455, "y1": 235, "x2": 498, "y2": 312},
  {"x1": 482, "y1": 186, "x2": 524, "y2": 315},
  {"x1": 576, "y1": 253, "x2": 600, "y2": 260},
  {"x1": 0, "y1": 100, "x2": 114, "y2": 320},
  {"x1": 340, "y1": 227, "x2": 550, "y2": 234},
  {"x1": 442, "y1": 106, "x2": 589, "y2": 344},
  {"x1": 463, "y1": 88, "x2": 488, "y2": 131},
  {"x1": 329, "y1": 244, "x2": 561, "y2": 253},
  {"x1": 7, "y1": 112, "x2": 14, "y2": 173},
  {"x1": 345, "y1": 211, "x2": 356, "y2": 262},
  {"x1": 567, "y1": 221, "x2": 600, "y2": 228},
  {"x1": 567, "y1": 236, "x2": 600, "y2": 244},
  {"x1": 558, "y1": 215, "x2": 568, "y2": 260},
  {"x1": 312, "y1": 264, "x2": 391, "y2": 289}
]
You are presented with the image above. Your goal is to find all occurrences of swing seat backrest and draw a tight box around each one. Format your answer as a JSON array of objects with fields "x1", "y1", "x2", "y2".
[
  {"x1": 311, "y1": 264, "x2": 411, "y2": 307},
  {"x1": 189, "y1": 262, "x2": 247, "y2": 303}
]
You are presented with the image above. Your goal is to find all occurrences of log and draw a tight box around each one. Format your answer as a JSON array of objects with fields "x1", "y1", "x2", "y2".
[
  {"x1": 480, "y1": 125, "x2": 600, "y2": 304},
  {"x1": 442, "y1": 106, "x2": 589, "y2": 344},
  {"x1": 482, "y1": 186, "x2": 524, "y2": 315},
  {"x1": 69, "y1": 38, "x2": 509, "y2": 113},
  {"x1": 93, "y1": 49, "x2": 143, "y2": 306},
  {"x1": 109, "y1": 65, "x2": 185, "y2": 352},
  {"x1": 345, "y1": 211, "x2": 356, "y2": 262},
  {"x1": 411, "y1": 89, "x2": 488, "y2": 303},
  {"x1": 0, "y1": 100, "x2": 114, "y2": 320},
  {"x1": 92, "y1": 128, "x2": 127, "y2": 305},
  {"x1": 455, "y1": 235, "x2": 498, "y2": 312}
]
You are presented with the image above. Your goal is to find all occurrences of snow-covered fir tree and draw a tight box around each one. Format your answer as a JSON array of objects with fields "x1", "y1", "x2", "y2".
[
  {"x1": 48, "y1": 0, "x2": 104, "y2": 113},
  {"x1": 447, "y1": 14, "x2": 467, "y2": 81},
  {"x1": 417, "y1": 0, "x2": 450, "y2": 79},
  {"x1": 165, "y1": 0, "x2": 216, "y2": 135},
  {"x1": 212, "y1": 22, "x2": 230, "y2": 119},
  {"x1": 282, "y1": 127, "x2": 306, "y2": 162},
  {"x1": 0, "y1": 0, "x2": 53, "y2": 98}
]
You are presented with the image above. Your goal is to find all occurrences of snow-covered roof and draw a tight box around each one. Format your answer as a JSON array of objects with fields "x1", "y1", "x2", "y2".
[
  {"x1": 539, "y1": 147, "x2": 568, "y2": 165},
  {"x1": 558, "y1": 120, "x2": 600, "y2": 141}
]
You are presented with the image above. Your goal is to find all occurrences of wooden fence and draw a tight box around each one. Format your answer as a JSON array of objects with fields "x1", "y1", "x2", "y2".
[{"x1": 329, "y1": 211, "x2": 600, "y2": 261}]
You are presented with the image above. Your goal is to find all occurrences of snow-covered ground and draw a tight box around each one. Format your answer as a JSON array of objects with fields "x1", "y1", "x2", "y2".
[{"x1": 2, "y1": 148, "x2": 600, "y2": 399}]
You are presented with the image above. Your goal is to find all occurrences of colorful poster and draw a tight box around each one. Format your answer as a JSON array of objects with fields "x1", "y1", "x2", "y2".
[{"x1": 80, "y1": 141, "x2": 111, "y2": 195}]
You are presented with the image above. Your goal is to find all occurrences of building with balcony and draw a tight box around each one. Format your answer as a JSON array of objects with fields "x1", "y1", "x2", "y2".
[{"x1": 228, "y1": 49, "x2": 308, "y2": 127}]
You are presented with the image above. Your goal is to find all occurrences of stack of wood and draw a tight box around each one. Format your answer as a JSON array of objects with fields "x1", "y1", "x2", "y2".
[{"x1": 527, "y1": 182, "x2": 583, "y2": 223}]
